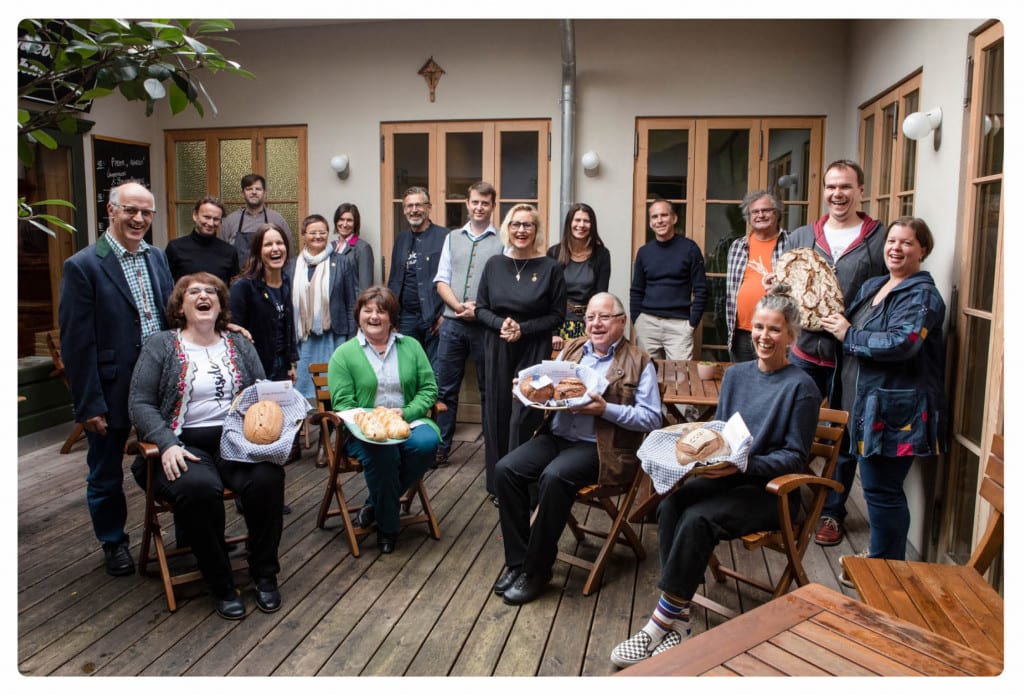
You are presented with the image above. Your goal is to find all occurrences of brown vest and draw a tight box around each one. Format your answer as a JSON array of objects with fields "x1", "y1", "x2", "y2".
[{"x1": 560, "y1": 336, "x2": 654, "y2": 485}]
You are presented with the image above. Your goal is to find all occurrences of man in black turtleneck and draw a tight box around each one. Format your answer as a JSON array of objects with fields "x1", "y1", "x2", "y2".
[{"x1": 165, "y1": 196, "x2": 240, "y2": 284}]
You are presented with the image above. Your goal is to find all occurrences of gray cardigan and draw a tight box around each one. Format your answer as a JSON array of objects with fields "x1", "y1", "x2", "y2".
[{"x1": 128, "y1": 329, "x2": 266, "y2": 453}]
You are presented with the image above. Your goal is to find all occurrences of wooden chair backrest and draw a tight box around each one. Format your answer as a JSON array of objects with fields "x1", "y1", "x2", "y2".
[
  {"x1": 795, "y1": 407, "x2": 848, "y2": 521},
  {"x1": 969, "y1": 433, "x2": 1004, "y2": 574},
  {"x1": 45, "y1": 330, "x2": 68, "y2": 384},
  {"x1": 309, "y1": 362, "x2": 331, "y2": 413}
]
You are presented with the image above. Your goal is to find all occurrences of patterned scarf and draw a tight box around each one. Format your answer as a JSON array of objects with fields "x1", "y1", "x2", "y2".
[{"x1": 293, "y1": 247, "x2": 332, "y2": 340}]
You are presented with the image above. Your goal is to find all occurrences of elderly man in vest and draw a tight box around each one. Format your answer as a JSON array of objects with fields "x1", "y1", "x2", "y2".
[{"x1": 493, "y1": 292, "x2": 663, "y2": 605}]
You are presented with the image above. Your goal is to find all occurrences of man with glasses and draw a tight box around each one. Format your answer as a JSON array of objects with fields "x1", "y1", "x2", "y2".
[
  {"x1": 492, "y1": 293, "x2": 663, "y2": 605},
  {"x1": 221, "y1": 173, "x2": 292, "y2": 269},
  {"x1": 786, "y1": 159, "x2": 886, "y2": 548},
  {"x1": 165, "y1": 196, "x2": 239, "y2": 284},
  {"x1": 387, "y1": 186, "x2": 448, "y2": 364},
  {"x1": 431, "y1": 181, "x2": 504, "y2": 467},
  {"x1": 725, "y1": 190, "x2": 789, "y2": 362},
  {"x1": 629, "y1": 199, "x2": 708, "y2": 362},
  {"x1": 59, "y1": 181, "x2": 175, "y2": 577}
]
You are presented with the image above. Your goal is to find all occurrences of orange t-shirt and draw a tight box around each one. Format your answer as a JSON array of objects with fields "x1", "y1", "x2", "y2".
[{"x1": 736, "y1": 235, "x2": 778, "y2": 331}]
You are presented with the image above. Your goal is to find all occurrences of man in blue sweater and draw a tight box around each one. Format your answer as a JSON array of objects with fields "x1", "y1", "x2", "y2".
[{"x1": 629, "y1": 200, "x2": 708, "y2": 360}]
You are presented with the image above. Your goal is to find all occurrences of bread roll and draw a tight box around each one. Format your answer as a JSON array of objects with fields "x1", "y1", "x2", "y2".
[
  {"x1": 675, "y1": 427, "x2": 726, "y2": 464},
  {"x1": 554, "y1": 377, "x2": 587, "y2": 400},
  {"x1": 520, "y1": 375, "x2": 555, "y2": 403}
]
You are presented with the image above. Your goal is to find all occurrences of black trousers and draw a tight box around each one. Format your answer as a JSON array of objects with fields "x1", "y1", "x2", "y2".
[
  {"x1": 132, "y1": 426, "x2": 284, "y2": 596},
  {"x1": 495, "y1": 433, "x2": 598, "y2": 577}
]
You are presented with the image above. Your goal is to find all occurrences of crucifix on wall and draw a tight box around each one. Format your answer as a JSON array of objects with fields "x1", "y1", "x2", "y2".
[{"x1": 418, "y1": 56, "x2": 445, "y2": 103}]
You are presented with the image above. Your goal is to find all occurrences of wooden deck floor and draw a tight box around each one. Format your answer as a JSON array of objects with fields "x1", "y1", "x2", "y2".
[{"x1": 17, "y1": 421, "x2": 869, "y2": 677}]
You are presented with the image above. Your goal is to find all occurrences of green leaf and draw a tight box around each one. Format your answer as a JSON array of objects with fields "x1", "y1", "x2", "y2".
[
  {"x1": 26, "y1": 220, "x2": 58, "y2": 238},
  {"x1": 183, "y1": 35, "x2": 209, "y2": 55},
  {"x1": 79, "y1": 87, "x2": 114, "y2": 101},
  {"x1": 143, "y1": 78, "x2": 166, "y2": 99},
  {"x1": 30, "y1": 199, "x2": 77, "y2": 210},
  {"x1": 33, "y1": 214, "x2": 77, "y2": 234},
  {"x1": 29, "y1": 129, "x2": 57, "y2": 149},
  {"x1": 168, "y1": 81, "x2": 188, "y2": 114}
]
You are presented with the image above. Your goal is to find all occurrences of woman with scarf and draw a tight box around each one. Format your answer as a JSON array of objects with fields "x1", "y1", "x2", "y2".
[
  {"x1": 287, "y1": 214, "x2": 358, "y2": 400},
  {"x1": 333, "y1": 203, "x2": 374, "y2": 295}
]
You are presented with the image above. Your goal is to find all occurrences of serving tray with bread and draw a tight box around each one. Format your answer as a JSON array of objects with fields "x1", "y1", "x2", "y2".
[
  {"x1": 637, "y1": 413, "x2": 752, "y2": 494},
  {"x1": 339, "y1": 406, "x2": 429, "y2": 445},
  {"x1": 514, "y1": 361, "x2": 608, "y2": 410}
]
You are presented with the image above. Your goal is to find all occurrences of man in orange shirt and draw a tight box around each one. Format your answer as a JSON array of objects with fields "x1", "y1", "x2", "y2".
[{"x1": 725, "y1": 190, "x2": 788, "y2": 361}]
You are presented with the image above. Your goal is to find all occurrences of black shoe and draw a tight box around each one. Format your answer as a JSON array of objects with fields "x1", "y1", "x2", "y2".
[
  {"x1": 282, "y1": 503, "x2": 292, "y2": 515},
  {"x1": 255, "y1": 579, "x2": 282, "y2": 613},
  {"x1": 354, "y1": 504, "x2": 375, "y2": 529},
  {"x1": 102, "y1": 538, "x2": 135, "y2": 577},
  {"x1": 215, "y1": 590, "x2": 246, "y2": 620},
  {"x1": 502, "y1": 572, "x2": 549, "y2": 606},
  {"x1": 377, "y1": 531, "x2": 398, "y2": 554},
  {"x1": 432, "y1": 450, "x2": 449, "y2": 469},
  {"x1": 493, "y1": 567, "x2": 521, "y2": 596},
  {"x1": 488, "y1": 494, "x2": 499, "y2": 508}
]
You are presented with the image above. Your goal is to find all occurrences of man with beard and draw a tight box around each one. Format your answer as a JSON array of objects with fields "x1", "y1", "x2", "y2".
[{"x1": 221, "y1": 174, "x2": 292, "y2": 268}]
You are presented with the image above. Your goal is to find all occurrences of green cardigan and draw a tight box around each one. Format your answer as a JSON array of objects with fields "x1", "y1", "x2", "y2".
[{"x1": 328, "y1": 334, "x2": 440, "y2": 435}]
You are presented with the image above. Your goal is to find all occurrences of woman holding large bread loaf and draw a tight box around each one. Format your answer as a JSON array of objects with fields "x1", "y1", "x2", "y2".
[
  {"x1": 475, "y1": 204, "x2": 566, "y2": 504},
  {"x1": 128, "y1": 273, "x2": 285, "y2": 620},
  {"x1": 327, "y1": 286, "x2": 440, "y2": 553},
  {"x1": 612, "y1": 283, "x2": 820, "y2": 668}
]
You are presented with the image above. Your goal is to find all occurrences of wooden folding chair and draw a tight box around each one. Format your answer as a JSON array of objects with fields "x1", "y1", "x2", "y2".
[
  {"x1": 45, "y1": 330, "x2": 86, "y2": 454},
  {"x1": 556, "y1": 463, "x2": 647, "y2": 595},
  {"x1": 308, "y1": 362, "x2": 442, "y2": 557},
  {"x1": 692, "y1": 407, "x2": 848, "y2": 619},
  {"x1": 127, "y1": 440, "x2": 248, "y2": 612}
]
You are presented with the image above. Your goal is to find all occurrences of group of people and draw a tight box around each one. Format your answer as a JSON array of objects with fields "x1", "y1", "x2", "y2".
[{"x1": 59, "y1": 160, "x2": 948, "y2": 664}]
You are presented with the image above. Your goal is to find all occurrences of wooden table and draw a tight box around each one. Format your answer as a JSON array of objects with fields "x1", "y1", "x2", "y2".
[
  {"x1": 841, "y1": 557, "x2": 1003, "y2": 661},
  {"x1": 616, "y1": 583, "x2": 1003, "y2": 676}
]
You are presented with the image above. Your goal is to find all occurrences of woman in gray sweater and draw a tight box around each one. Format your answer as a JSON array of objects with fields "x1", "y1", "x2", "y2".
[{"x1": 128, "y1": 272, "x2": 284, "y2": 620}]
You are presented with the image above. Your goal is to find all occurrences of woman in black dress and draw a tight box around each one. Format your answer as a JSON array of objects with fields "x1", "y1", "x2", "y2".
[
  {"x1": 476, "y1": 204, "x2": 566, "y2": 504},
  {"x1": 547, "y1": 203, "x2": 610, "y2": 352}
]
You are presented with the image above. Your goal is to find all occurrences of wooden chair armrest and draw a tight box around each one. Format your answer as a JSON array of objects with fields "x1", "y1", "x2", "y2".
[
  {"x1": 126, "y1": 440, "x2": 160, "y2": 459},
  {"x1": 765, "y1": 473, "x2": 844, "y2": 497},
  {"x1": 310, "y1": 411, "x2": 343, "y2": 427}
]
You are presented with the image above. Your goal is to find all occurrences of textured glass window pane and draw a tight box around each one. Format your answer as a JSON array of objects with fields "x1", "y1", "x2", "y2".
[
  {"x1": 175, "y1": 204, "x2": 193, "y2": 237},
  {"x1": 875, "y1": 196, "x2": 890, "y2": 228},
  {"x1": 704, "y1": 276, "x2": 728, "y2": 348},
  {"x1": 644, "y1": 202, "x2": 685, "y2": 244},
  {"x1": 980, "y1": 40, "x2": 1004, "y2": 177},
  {"x1": 862, "y1": 114, "x2": 875, "y2": 200},
  {"x1": 706, "y1": 129, "x2": 749, "y2": 200},
  {"x1": 175, "y1": 140, "x2": 207, "y2": 201},
  {"x1": 273, "y1": 202, "x2": 299, "y2": 251},
  {"x1": 647, "y1": 130, "x2": 688, "y2": 200},
  {"x1": 880, "y1": 104, "x2": 896, "y2": 192},
  {"x1": 446, "y1": 132, "x2": 482, "y2": 199},
  {"x1": 704, "y1": 202, "x2": 745, "y2": 274},
  {"x1": 394, "y1": 202, "x2": 406, "y2": 235},
  {"x1": 901, "y1": 91, "x2": 919, "y2": 192},
  {"x1": 958, "y1": 315, "x2": 991, "y2": 446},
  {"x1": 220, "y1": 139, "x2": 252, "y2": 205},
  {"x1": 266, "y1": 138, "x2": 299, "y2": 200},
  {"x1": 767, "y1": 128, "x2": 809, "y2": 202},
  {"x1": 944, "y1": 440, "x2": 980, "y2": 565},
  {"x1": 969, "y1": 181, "x2": 1000, "y2": 312},
  {"x1": 782, "y1": 203, "x2": 807, "y2": 233},
  {"x1": 394, "y1": 133, "x2": 429, "y2": 193},
  {"x1": 500, "y1": 131, "x2": 538, "y2": 200},
  {"x1": 898, "y1": 195, "x2": 914, "y2": 217},
  {"x1": 446, "y1": 202, "x2": 468, "y2": 230}
]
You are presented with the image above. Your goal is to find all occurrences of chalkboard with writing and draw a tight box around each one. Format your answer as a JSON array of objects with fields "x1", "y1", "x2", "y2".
[{"x1": 92, "y1": 135, "x2": 151, "y2": 238}]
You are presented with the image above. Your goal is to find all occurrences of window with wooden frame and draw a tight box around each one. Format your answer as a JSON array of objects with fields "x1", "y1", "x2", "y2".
[
  {"x1": 858, "y1": 72, "x2": 921, "y2": 226},
  {"x1": 380, "y1": 119, "x2": 550, "y2": 284},
  {"x1": 632, "y1": 117, "x2": 824, "y2": 359},
  {"x1": 164, "y1": 125, "x2": 308, "y2": 249}
]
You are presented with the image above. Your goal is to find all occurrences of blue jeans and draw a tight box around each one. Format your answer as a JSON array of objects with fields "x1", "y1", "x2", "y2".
[
  {"x1": 345, "y1": 425, "x2": 440, "y2": 534},
  {"x1": 85, "y1": 426, "x2": 132, "y2": 544},
  {"x1": 399, "y1": 311, "x2": 439, "y2": 365},
  {"x1": 789, "y1": 351, "x2": 856, "y2": 523},
  {"x1": 859, "y1": 455, "x2": 914, "y2": 560},
  {"x1": 434, "y1": 318, "x2": 487, "y2": 454}
]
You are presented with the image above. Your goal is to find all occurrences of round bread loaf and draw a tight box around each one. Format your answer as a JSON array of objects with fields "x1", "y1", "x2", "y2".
[
  {"x1": 674, "y1": 427, "x2": 725, "y2": 464},
  {"x1": 554, "y1": 377, "x2": 587, "y2": 400},
  {"x1": 521, "y1": 376, "x2": 555, "y2": 403},
  {"x1": 243, "y1": 399, "x2": 285, "y2": 444}
]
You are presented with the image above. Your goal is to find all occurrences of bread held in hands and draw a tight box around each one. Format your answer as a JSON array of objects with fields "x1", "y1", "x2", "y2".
[{"x1": 674, "y1": 426, "x2": 729, "y2": 465}]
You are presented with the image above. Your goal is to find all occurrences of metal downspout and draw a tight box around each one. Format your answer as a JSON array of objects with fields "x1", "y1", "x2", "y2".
[{"x1": 559, "y1": 19, "x2": 576, "y2": 228}]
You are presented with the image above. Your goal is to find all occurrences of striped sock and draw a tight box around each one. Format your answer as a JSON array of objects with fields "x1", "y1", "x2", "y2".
[{"x1": 643, "y1": 594, "x2": 690, "y2": 641}]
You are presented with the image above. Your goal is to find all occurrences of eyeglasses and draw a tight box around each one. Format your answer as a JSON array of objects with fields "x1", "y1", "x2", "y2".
[
  {"x1": 304, "y1": 231, "x2": 329, "y2": 237},
  {"x1": 114, "y1": 204, "x2": 156, "y2": 218},
  {"x1": 185, "y1": 286, "x2": 218, "y2": 297},
  {"x1": 509, "y1": 221, "x2": 536, "y2": 231},
  {"x1": 584, "y1": 312, "x2": 625, "y2": 323},
  {"x1": 750, "y1": 208, "x2": 777, "y2": 217},
  {"x1": 403, "y1": 202, "x2": 429, "y2": 210}
]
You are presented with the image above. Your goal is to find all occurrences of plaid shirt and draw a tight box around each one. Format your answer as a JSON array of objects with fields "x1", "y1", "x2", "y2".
[
  {"x1": 725, "y1": 229, "x2": 789, "y2": 346},
  {"x1": 105, "y1": 231, "x2": 163, "y2": 341}
]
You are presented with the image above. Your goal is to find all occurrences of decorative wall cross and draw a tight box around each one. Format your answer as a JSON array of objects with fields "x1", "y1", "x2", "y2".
[{"x1": 418, "y1": 56, "x2": 445, "y2": 103}]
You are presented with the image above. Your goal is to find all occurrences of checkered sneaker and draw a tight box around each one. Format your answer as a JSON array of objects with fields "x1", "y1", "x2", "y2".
[
  {"x1": 652, "y1": 619, "x2": 691, "y2": 656},
  {"x1": 611, "y1": 628, "x2": 663, "y2": 668}
]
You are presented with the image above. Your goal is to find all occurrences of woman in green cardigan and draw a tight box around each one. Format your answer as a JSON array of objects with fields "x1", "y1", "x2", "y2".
[{"x1": 328, "y1": 286, "x2": 440, "y2": 553}]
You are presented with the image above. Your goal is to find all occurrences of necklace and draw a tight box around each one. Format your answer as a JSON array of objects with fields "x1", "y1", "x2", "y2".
[{"x1": 512, "y1": 257, "x2": 530, "y2": 282}]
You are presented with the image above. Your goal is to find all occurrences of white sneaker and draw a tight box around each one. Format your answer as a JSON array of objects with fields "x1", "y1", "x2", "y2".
[
  {"x1": 839, "y1": 550, "x2": 870, "y2": 589},
  {"x1": 611, "y1": 627, "x2": 660, "y2": 668}
]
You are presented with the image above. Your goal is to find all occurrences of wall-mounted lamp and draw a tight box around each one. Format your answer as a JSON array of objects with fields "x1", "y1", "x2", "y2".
[
  {"x1": 777, "y1": 174, "x2": 799, "y2": 188},
  {"x1": 581, "y1": 150, "x2": 601, "y2": 176},
  {"x1": 902, "y1": 107, "x2": 942, "y2": 150},
  {"x1": 330, "y1": 154, "x2": 350, "y2": 180}
]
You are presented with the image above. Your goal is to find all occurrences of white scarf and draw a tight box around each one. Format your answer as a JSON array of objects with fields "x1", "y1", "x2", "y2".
[{"x1": 293, "y1": 247, "x2": 332, "y2": 340}]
